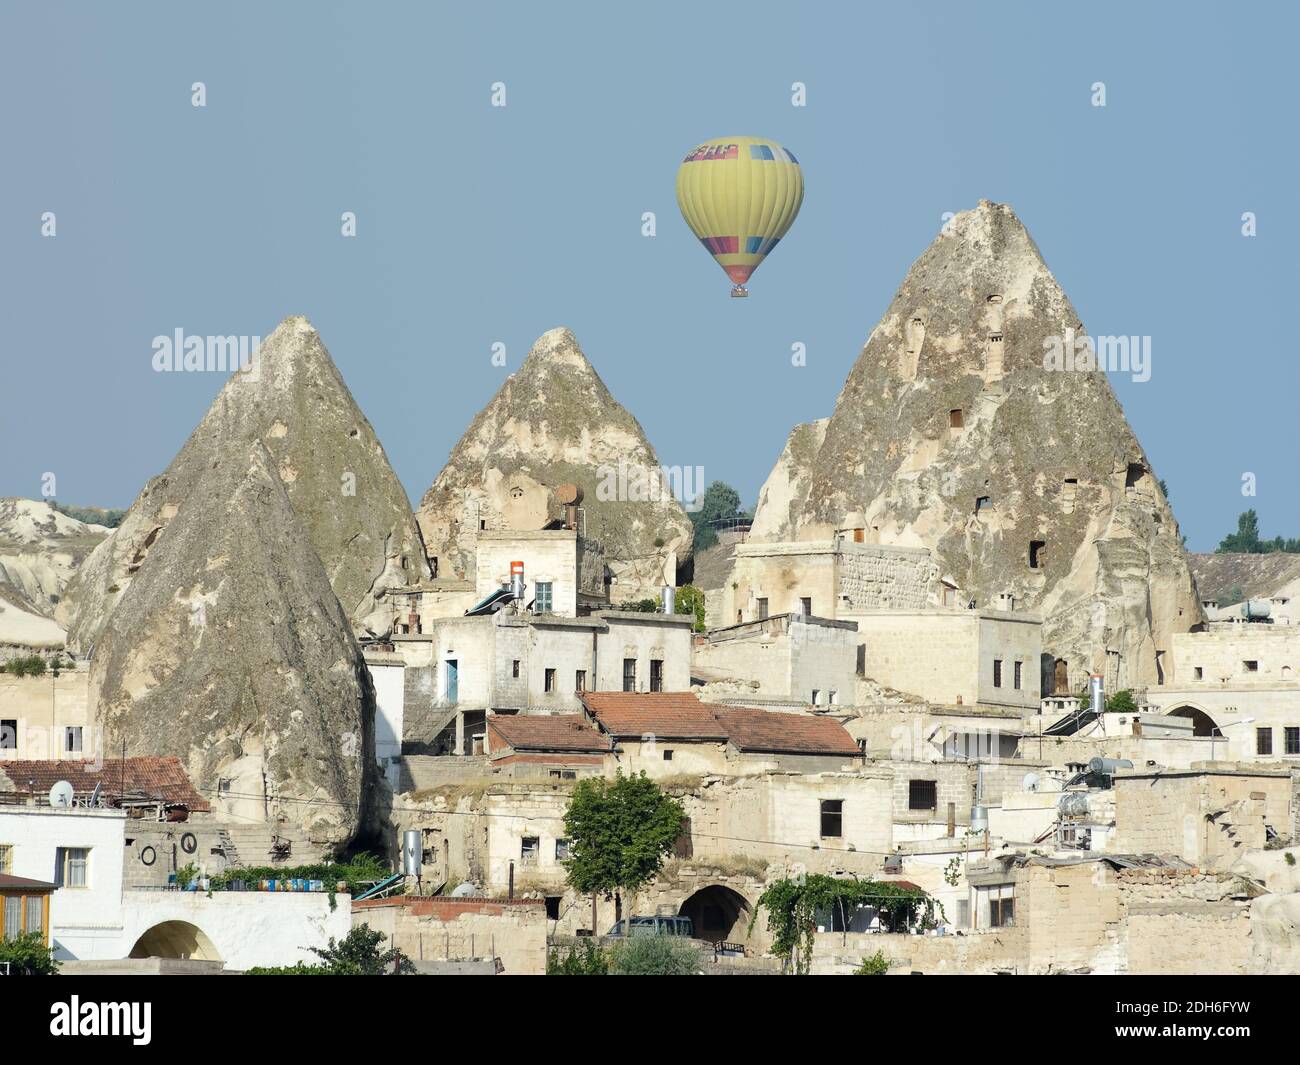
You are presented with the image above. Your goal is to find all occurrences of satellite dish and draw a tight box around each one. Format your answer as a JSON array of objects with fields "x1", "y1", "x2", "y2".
[
  {"x1": 89, "y1": 782, "x2": 103, "y2": 807},
  {"x1": 48, "y1": 780, "x2": 75, "y2": 808},
  {"x1": 450, "y1": 882, "x2": 479, "y2": 898},
  {"x1": 1021, "y1": 772, "x2": 1040, "y2": 793}
]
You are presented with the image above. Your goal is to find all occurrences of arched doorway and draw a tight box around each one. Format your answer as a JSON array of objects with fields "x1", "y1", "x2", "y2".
[
  {"x1": 678, "y1": 885, "x2": 751, "y2": 944},
  {"x1": 1167, "y1": 705, "x2": 1221, "y2": 737},
  {"x1": 129, "y1": 921, "x2": 221, "y2": 961}
]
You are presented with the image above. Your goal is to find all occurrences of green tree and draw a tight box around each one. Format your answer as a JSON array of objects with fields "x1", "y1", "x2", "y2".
[
  {"x1": 853, "y1": 949, "x2": 890, "y2": 975},
  {"x1": 674, "y1": 585, "x2": 706, "y2": 632},
  {"x1": 1217, "y1": 509, "x2": 1263, "y2": 553},
  {"x1": 308, "y1": 925, "x2": 414, "y2": 974},
  {"x1": 0, "y1": 931, "x2": 60, "y2": 974},
  {"x1": 563, "y1": 772, "x2": 685, "y2": 923},
  {"x1": 547, "y1": 939, "x2": 609, "y2": 975},
  {"x1": 689, "y1": 481, "x2": 747, "y2": 552},
  {"x1": 607, "y1": 935, "x2": 702, "y2": 975},
  {"x1": 1107, "y1": 689, "x2": 1138, "y2": 714}
]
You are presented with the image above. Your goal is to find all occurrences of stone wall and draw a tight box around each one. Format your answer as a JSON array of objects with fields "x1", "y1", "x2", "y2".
[
  {"x1": 836, "y1": 544, "x2": 935, "y2": 611},
  {"x1": 353, "y1": 896, "x2": 548, "y2": 975}
]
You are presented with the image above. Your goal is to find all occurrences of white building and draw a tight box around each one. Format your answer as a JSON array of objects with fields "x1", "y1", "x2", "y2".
[{"x1": 0, "y1": 803, "x2": 349, "y2": 968}]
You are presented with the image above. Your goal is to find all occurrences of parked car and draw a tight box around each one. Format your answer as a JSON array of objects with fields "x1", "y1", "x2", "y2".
[{"x1": 605, "y1": 915, "x2": 694, "y2": 938}]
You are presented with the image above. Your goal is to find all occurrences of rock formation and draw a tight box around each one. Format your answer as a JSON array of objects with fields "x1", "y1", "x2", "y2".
[
  {"x1": 0, "y1": 499, "x2": 109, "y2": 650},
  {"x1": 749, "y1": 201, "x2": 1202, "y2": 689},
  {"x1": 88, "y1": 441, "x2": 371, "y2": 846},
  {"x1": 61, "y1": 316, "x2": 429, "y2": 649},
  {"x1": 1189, "y1": 552, "x2": 1300, "y2": 610},
  {"x1": 416, "y1": 327, "x2": 693, "y2": 598}
]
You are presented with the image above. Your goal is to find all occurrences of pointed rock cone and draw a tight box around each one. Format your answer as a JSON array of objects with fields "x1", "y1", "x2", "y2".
[
  {"x1": 749, "y1": 201, "x2": 1202, "y2": 688},
  {"x1": 89, "y1": 440, "x2": 372, "y2": 847},
  {"x1": 417, "y1": 327, "x2": 693, "y2": 599},
  {"x1": 62, "y1": 315, "x2": 429, "y2": 650}
]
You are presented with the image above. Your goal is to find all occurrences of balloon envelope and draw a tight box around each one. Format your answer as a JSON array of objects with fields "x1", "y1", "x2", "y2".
[{"x1": 676, "y1": 136, "x2": 804, "y2": 292}]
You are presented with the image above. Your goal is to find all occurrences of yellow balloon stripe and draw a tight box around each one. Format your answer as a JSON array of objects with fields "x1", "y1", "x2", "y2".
[{"x1": 676, "y1": 136, "x2": 804, "y2": 287}]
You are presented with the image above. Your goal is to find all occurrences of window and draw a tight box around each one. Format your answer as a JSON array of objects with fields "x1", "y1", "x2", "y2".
[
  {"x1": 811, "y1": 689, "x2": 821, "y2": 706},
  {"x1": 575, "y1": 669, "x2": 587, "y2": 692},
  {"x1": 1193, "y1": 666, "x2": 1203, "y2": 680},
  {"x1": 993, "y1": 660, "x2": 1003, "y2": 688},
  {"x1": 662, "y1": 750, "x2": 673, "y2": 762},
  {"x1": 820, "y1": 799, "x2": 843, "y2": 838},
  {"x1": 956, "y1": 898, "x2": 971, "y2": 930},
  {"x1": 520, "y1": 837, "x2": 540, "y2": 863},
  {"x1": 547, "y1": 768, "x2": 576, "y2": 780},
  {"x1": 622, "y1": 658, "x2": 636, "y2": 692},
  {"x1": 544, "y1": 668, "x2": 556, "y2": 694},
  {"x1": 1243, "y1": 660, "x2": 1259, "y2": 674},
  {"x1": 1029, "y1": 540, "x2": 1046, "y2": 569},
  {"x1": 56, "y1": 847, "x2": 89, "y2": 888},
  {"x1": 1013, "y1": 661, "x2": 1023, "y2": 690},
  {"x1": 555, "y1": 838, "x2": 571, "y2": 860},
  {"x1": 829, "y1": 690, "x2": 838, "y2": 706},
  {"x1": 512, "y1": 659, "x2": 520, "y2": 678},
  {"x1": 949, "y1": 408, "x2": 964, "y2": 429},
  {"x1": 909, "y1": 779, "x2": 937, "y2": 810},
  {"x1": 756, "y1": 597, "x2": 769, "y2": 620},
  {"x1": 25, "y1": 895, "x2": 41, "y2": 936},
  {"x1": 2, "y1": 897, "x2": 19, "y2": 941},
  {"x1": 650, "y1": 659, "x2": 664, "y2": 693},
  {"x1": 65, "y1": 726, "x2": 83, "y2": 754},
  {"x1": 0, "y1": 845, "x2": 10, "y2": 873},
  {"x1": 535, "y1": 582, "x2": 553, "y2": 614},
  {"x1": 545, "y1": 896, "x2": 562, "y2": 920},
  {"x1": 975, "y1": 496, "x2": 990, "y2": 515},
  {"x1": 1286, "y1": 727, "x2": 1300, "y2": 756},
  {"x1": 800, "y1": 597, "x2": 812, "y2": 616},
  {"x1": 1257, "y1": 727, "x2": 1273, "y2": 756},
  {"x1": 0, "y1": 719, "x2": 15, "y2": 750},
  {"x1": 988, "y1": 884, "x2": 1015, "y2": 928}
]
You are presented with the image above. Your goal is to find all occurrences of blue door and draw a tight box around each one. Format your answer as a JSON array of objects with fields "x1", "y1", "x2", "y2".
[{"x1": 446, "y1": 659, "x2": 458, "y2": 703}]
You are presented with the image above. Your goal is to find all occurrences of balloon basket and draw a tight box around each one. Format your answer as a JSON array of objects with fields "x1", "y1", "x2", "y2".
[{"x1": 730, "y1": 285, "x2": 749, "y2": 298}]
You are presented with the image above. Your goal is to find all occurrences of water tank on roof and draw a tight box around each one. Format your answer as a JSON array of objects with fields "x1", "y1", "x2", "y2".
[
  {"x1": 1089, "y1": 757, "x2": 1133, "y2": 776},
  {"x1": 401, "y1": 829, "x2": 423, "y2": 876},
  {"x1": 1242, "y1": 599, "x2": 1272, "y2": 621}
]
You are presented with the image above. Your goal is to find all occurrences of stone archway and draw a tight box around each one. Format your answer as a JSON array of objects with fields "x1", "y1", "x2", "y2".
[
  {"x1": 678, "y1": 884, "x2": 752, "y2": 944},
  {"x1": 1167, "y1": 704, "x2": 1222, "y2": 737},
  {"x1": 128, "y1": 920, "x2": 221, "y2": 962}
]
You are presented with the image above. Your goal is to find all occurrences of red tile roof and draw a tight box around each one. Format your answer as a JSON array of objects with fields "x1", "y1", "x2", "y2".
[
  {"x1": 0, "y1": 757, "x2": 211, "y2": 812},
  {"x1": 487, "y1": 714, "x2": 609, "y2": 753},
  {"x1": 711, "y1": 706, "x2": 861, "y2": 756},
  {"x1": 580, "y1": 692, "x2": 729, "y2": 740},
  {"x1": 580, "y1": 692, "x2": 860, "y2": 756},
  {"x1": 0, "y1": 872, "x2": 56, "y2": 893}
]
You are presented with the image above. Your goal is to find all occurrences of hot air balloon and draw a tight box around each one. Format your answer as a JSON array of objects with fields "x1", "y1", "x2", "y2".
[{"x1": 676, "y1": 136, "x2": 804, "y2": 297}]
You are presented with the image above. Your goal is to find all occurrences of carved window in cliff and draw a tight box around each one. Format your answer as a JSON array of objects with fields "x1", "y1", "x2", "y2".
[
  {"x1": 949, "y1": 408, "x2": 964, "y2": 429},
  {"x1": 975, "y1": 496, "x2": 991, "y2": 516},
  {"x1": 1243, "y1": 660, "x2": 1259, "y2": 674},
  {"x1": 987, "y1": 294, "x2": 1003, "y2": 305},
  {"x1": 1193, "y1": 666, "x2": 1203, "y2": 680},
  {"x1": 1029, "y1": 540, "x2": 1046, "y2": 569}
]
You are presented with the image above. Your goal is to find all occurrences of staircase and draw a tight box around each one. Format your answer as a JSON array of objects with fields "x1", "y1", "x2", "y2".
[{"x1": 216, "y1": 828, "x2": 242, "y2": 870}]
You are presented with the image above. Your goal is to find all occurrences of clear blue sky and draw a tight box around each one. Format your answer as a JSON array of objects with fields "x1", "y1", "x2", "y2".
[{"x1": 2, "y1": 1, "x2": 1295, "y2": 552}]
